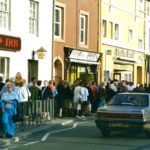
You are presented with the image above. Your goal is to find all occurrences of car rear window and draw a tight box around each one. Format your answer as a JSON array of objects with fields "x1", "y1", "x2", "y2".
[{"x1": 109, "y1": 94, "x2": 149, "y2": 106}]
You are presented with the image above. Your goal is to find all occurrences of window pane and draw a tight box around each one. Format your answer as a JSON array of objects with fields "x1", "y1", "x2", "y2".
[
  {"x1": 55, "y1": 24, "x2": 60, "y2": 36},
  {"x1": 29, "y1": 1, "x2": 39, "y2": 36}
]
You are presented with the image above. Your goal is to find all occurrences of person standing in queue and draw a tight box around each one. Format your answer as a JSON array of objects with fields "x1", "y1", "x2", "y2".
[{"x1": 0, "y1": 83, "x2": 19, "y2": 138}]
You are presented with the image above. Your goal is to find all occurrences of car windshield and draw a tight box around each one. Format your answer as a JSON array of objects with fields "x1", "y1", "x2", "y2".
[{"x1": 109, "y1": 94, "x2": 149, "y2": 106}]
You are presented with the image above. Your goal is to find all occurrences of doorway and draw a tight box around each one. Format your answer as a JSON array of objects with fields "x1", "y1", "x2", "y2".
[
  {"x1": 28, "y1": 59, "x2": 38, "y2": 82},
  {"x1": 54, "y1": 59, "x2": 62, "y2": 85}
]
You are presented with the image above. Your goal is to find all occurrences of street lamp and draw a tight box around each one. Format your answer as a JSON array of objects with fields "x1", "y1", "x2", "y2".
[{"x1": 36, "y1": 47, "x2": 47, "y2": 59}]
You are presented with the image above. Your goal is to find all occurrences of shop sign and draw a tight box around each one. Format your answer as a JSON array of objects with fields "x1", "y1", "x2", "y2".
[
  {"x1": 0, "y1": 34, "x2": 21, "y2": 51},
  {"x1": 69, "y1": 49, "x2": 100, "y2": 62},
  {"x1": 115, "y1": 48, "x2": 134, "y2": 60}
]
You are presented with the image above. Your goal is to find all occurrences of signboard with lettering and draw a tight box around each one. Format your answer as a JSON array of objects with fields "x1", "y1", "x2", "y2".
[
  {"x1": 0, "y1": 34, "x2": 21, "y2": 51},
  {"x1": 69, "y1": 49, "x2": 100, "y2": 62}
]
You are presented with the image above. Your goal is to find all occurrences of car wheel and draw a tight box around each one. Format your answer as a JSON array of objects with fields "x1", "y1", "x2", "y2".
[{"x1": 100, "y1": 129, "x2": 111, "y2": 137}]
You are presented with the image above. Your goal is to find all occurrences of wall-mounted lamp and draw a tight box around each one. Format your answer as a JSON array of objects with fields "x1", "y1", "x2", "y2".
[{"x1": 32, "y1": 47, "x2": 47, "y2": 60}]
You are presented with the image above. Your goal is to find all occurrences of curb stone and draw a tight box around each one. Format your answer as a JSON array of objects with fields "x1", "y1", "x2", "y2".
[{"x1": 15, "y1": 118, "x2": 74, "y2": 142}]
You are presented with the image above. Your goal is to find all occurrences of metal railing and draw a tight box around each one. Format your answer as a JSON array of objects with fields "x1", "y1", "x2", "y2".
[{"x1": 16, "y1": 98, "x2": 55, "y2": 131}]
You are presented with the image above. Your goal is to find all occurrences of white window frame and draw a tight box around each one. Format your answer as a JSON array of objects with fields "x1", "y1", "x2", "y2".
[
  {"x1": 80, "y1": 14, "x2": 88, "y2": 45},
  {"x1": 115, "y1": 23, "x2": 119, "y2": 41},
  {"x1": 102, "y1": 20, "x2": 106, "y2": 37},
  {"x1": 29, "y1": 0, "x2": 39, "y2": 36},
  {"x1": 128, "y1": 29, "x2": 133, "y2": 42},
  {"x1": 0, "y1": 0, "x2": 10, "y2": 30},
  {"x1": 54, "y1": 6, "x2": 63, "y2": 39}
]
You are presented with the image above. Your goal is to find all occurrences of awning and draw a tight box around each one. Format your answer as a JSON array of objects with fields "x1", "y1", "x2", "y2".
[
  {"x1": 68, "y1": 49, "x2": 100, "y2": 65},
  {"x1": 70, "y1": 58, "x2": 99, "y2": 65}
]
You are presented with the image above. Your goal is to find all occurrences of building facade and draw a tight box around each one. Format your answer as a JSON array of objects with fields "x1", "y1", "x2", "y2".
[
  {"x1": 145, "y1": 0, "x2": 150, "y2": 84},
  {"x1": 53, "y1": 0, "x2": 100, "y2": 84},
  {"x1": 0, "y1": 0, "x2": 53, "y2": 82},
  {"x1": 100, "y1": 0, "x2": 146, "y2": 84}
]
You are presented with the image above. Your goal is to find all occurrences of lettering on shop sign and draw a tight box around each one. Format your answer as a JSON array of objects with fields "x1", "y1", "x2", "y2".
[
  {"x1": 69, "y1": 50, "x2": 100, "y2": 62},
  {"x1": 0, "y1": 34, "x2": 21, "y2": 51},
  {"x1": 115, "y1": 48, "x2": 134, "y2": 59}
]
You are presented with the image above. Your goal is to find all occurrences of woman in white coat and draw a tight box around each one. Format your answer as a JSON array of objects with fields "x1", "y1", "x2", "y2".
[{"x1": 73, "y1": 81, "x2": 82, "y2": 118}]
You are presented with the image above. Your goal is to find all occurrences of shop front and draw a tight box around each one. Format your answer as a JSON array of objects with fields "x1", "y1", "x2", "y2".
[
  {"x1": 104, "y1": 47, "x2": 145, "y2": 84},
  {"x1": 64, "y1": 47, "x2": 101, "y2": 84}
]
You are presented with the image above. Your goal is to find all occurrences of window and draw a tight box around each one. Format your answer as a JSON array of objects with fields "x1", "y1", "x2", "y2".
[
  {"x1": 29, "y1": 1, "x2": 39, "y2": 36},
  {"x1": 80, "y1": 14, "x2": 88, "y2": 45},
  {"x1": 102, "y1": 20, "x2": 107, "y2": 37},
  {"x1": 0, "y1": 0, "x2": 10, "y2": 29},
  {"x1": 138, "y1": 39, "x2": 143, "y2": 50},
  {"x1": 129, "y1": 29, "x2": 133, "y2": 42},
  {"x1": 109, "y1": 22, "x2": 113, "y2": 39},
  {"x1": 139, "y1": 0, "x2": 144, "y2": 11},
  {"x1": 115, "y1": 23, "x2": 119, "y2": 40},
  {"x1": 0, "y1": 57, "x2": 9, "y2": 81},
  {"x1": 147, "y1": 3, "x2": 150, "y2": 16},
  {"x1": 54, "y1": 6, "x2": 64, "y2": 39}
]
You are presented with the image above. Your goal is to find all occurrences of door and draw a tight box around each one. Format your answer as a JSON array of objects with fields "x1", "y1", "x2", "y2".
[{"x1": 28, "y1": 59, "x2": 38, "y2": 82}]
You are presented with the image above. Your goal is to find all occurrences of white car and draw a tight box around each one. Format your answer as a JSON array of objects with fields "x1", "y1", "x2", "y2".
[{"x1": 95, "y1": 93, "x2": 150, "y2": 137}]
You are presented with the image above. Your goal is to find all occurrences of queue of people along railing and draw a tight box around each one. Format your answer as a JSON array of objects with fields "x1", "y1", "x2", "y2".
[{"x1": 16, "y1": 97, "x2": 55, "y2": 131}]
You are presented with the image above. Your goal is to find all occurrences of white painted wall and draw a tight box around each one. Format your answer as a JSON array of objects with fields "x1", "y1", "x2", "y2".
[{"x1": 0, "y1": 0, "x2": 53, "y2": 82}]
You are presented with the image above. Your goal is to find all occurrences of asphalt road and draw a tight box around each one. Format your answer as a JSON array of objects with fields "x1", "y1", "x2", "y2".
[{"x1": 1, "y1": 118, "x2": 150, "y2": 150}]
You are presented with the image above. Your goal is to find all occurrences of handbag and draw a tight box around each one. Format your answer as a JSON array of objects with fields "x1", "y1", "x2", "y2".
[{"x1": 12, "y1": 113, "x2": 24, "y2": 123}]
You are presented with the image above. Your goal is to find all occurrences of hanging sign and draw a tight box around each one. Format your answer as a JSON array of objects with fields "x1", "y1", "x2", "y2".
[{"x1": 0, "y1": 34, "x2": 21, "y2": 51}]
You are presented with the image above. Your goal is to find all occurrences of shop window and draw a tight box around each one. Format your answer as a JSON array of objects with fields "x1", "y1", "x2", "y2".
[
  {"x1": 80, "y1": 14, "x2": 88, "y2": 45},
  {"x1": 0, "y1": 0, "x2": 10, "y2": 30},
  {"x1": 124, "y1": 74, "x2": 132, "y2": 82},
  {"x1": 54, "y1": 6, "x2": 64, "y2": 39},
  {"x1": 0, "y1": 57, "x2": 9, "y2": 81},
  {"x1": 29, "y1": 0, "x2": 39, "y2": 36}
]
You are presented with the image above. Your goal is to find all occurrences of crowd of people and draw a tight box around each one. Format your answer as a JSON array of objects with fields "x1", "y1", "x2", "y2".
[{"x1": 0, "y1": 72, "x2": 150, "y2": 138}]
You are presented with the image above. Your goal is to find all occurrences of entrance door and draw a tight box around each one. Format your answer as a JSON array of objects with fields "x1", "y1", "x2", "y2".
[
  {"x1": 28, "y1": 59, "x2": 38, "y2": 82},
  {"x1": 137, "y1": 66, "x2": 142, "y2": 84},
  {"x1": 54, "y1": 59, "x2": 62, "y2": 85},
  {"x1": 113, "y1": 73, "x2": 121, "y2": 81}
]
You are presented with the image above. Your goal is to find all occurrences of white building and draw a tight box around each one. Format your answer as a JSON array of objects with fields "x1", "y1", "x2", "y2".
[{"x1": 0, "y1": 0, "x2": 53, "y2": 82}]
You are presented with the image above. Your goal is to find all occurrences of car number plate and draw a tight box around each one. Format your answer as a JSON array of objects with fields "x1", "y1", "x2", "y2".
[{"x1": 110, "y1": 122, "x2": 129, "y2": 128}]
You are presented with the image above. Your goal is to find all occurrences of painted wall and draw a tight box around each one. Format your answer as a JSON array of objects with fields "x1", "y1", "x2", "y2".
[{"x1": 0, "y1": 0, "x2": 53, "y2": 82}]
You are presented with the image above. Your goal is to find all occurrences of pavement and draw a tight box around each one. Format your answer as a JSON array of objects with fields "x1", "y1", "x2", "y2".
[
  {"x1": 0, "y1": 115, "x2": 95, "y2": 148},
  {"x1": 0, "y1": 114, "x2": 96, "y2": 148}
]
